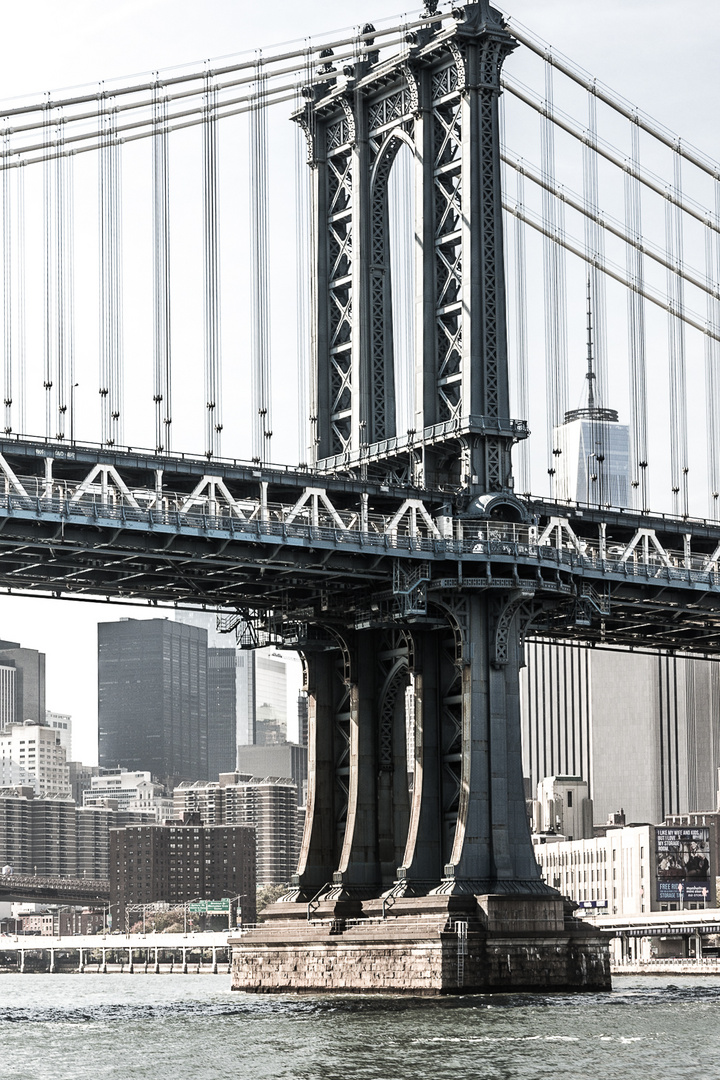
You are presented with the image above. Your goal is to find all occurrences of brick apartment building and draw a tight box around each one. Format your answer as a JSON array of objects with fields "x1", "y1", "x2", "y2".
[{"x1": 110, "y1": 817, "x2": 256, "y2": 925}]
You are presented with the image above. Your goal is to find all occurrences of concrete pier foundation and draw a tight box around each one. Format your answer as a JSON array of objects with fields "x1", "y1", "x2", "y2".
[{"x1": 231, "y1": 896, "x2": 610, "y2": 993}]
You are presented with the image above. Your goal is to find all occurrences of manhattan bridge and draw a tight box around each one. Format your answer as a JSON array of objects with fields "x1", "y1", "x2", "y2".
[{"x1": 0, "y1": 0, "x2": 719, "y2": 980}]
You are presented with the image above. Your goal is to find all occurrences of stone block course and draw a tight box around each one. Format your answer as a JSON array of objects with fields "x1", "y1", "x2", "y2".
[{"x1": 231, "y1": 896, "x2": 610, "y2": 993}]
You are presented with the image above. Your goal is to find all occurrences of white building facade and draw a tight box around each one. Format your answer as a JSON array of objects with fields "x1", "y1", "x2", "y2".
[
  {"x1": 534, "y1": 814, "x2": 716, "y2": 916},
  {"x1": 533, "y1": 775, "x2": 593, "y2": 840},
  {"x1": 45, "y1": 711, "x2": 72, "y2": 759},
  {"x1": 534, "y1": 825, "x2": 654, "y2": 916},
  {"x1": 0, "y1": 721, "x2": 70, "y2": 797},
  {"x1": 83, "y1": 769, "x2": 156, "y2": 811}
]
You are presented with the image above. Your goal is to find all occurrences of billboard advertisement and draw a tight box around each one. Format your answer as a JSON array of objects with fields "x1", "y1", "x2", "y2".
[{"x1": 655, "y1": 827, "x2": 710, "y2": 904}]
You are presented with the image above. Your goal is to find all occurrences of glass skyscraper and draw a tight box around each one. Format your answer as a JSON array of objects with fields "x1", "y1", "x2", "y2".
[{"x1": 98, "y1": 618, "x2": 208, "y2": 785}]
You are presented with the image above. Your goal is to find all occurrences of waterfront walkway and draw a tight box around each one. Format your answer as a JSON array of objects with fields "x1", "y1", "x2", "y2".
[{"x1": 0, "y1": 930, "x2": 232, "y2": 973}]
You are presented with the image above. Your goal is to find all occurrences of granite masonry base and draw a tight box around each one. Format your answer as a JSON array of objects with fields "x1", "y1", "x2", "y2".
[{"x1": 230, "y1": 894, "x2": 611, "y2": 994}]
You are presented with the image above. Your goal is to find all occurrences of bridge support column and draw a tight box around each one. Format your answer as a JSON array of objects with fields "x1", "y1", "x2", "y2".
[
  {"x1": 434, "y1": 593, "x2": 547, "y2": 894},
  {"x1": 396, "y1": 629, "x2": 443, "y2": 891},
  {"x1": 211, "y1": 946, "x2": 218, "y2": 974},
  {"x1": 182, "y1": 947, "x2": 188, "y2": 974},
  {"x1": 154, "y1": 947, "x2": 160, "y2": 973},
  {"x1": 290, "y1": 650, "x2": 345, "y2": 899},
  {"x1": 330, "y1": 633, "x2": 382, "y2": 896},
  {"x1": 101, "y1": 948, "x2": 107, "y2": 973},
  {"x1": 78, "y1": 948, "x2": 84, "y2": 973},
  {"x1": 128, "y1": 947, "x2": 133, "y2": 973},
  {"x1": 49, "y1": 948, "x2": 55, "y2": 974},
  {"x1": 19, "y1": 950, "x2": 24, "y2": 973}
]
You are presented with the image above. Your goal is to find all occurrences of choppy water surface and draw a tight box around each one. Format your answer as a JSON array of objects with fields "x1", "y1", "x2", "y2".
[{"x1": 0, "y1": 974, "x2": 717, "y2": 1080}]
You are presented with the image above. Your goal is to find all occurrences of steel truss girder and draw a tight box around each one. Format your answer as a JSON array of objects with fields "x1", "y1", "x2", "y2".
[{"x1": 2, "y1": 503, "x2": 720, "y2": 653}]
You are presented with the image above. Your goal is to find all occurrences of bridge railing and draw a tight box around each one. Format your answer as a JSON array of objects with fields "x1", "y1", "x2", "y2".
[{"x1": 2, "y1": 469, "x2": 720, "y2": 587}]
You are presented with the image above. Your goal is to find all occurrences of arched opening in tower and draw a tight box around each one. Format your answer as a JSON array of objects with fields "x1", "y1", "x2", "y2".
[{"x1": 387, "y1": 139, "x2": 416, "y2": 439}]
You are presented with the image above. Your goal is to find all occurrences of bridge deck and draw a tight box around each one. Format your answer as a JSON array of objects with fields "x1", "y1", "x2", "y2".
[{"x1": 0, "y1": 441, "x2": 719, "y2": 650}]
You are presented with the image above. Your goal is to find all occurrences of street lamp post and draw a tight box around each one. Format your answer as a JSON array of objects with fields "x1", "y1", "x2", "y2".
[{"x1": 228, "y1": 894, "x2": 247, "y2": 931}]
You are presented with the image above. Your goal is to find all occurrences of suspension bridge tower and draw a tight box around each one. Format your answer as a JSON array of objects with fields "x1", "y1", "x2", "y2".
[{"x1": 231, "y1": 0, "x2": 610, "y2": 993}]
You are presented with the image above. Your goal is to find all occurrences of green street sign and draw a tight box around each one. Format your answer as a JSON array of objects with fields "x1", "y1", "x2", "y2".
[{"x1": 187, "y1": 898, "x2": 231, "y2": 914}]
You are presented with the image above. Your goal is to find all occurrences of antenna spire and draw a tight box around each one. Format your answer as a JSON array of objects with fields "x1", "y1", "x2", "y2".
[{"x1": 586, "y1": 274, "x2": 596, "y2": 412}]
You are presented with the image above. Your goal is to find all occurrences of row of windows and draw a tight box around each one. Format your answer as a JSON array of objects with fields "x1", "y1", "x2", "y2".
[{"x1": 538, "y1": 845, "x2": 647, "y2": 869}]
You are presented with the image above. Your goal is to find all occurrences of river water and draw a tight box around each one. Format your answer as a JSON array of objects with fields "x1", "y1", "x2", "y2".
[{"x1": 0, "y1": 974, "x2": 717, "y2": 1080}]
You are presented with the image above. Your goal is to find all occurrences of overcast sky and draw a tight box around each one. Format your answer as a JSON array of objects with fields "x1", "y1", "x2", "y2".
[{"x1": 0, "y1": 0, "x2": 717, "y2": 765}]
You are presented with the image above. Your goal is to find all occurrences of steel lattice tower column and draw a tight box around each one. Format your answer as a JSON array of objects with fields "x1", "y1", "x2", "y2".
[{"x1": 297, "y1": 0, "x2": 525, "y2": 492}]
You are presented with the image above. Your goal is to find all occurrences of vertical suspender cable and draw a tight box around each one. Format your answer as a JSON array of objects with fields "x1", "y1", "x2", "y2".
[
  {"x1": 98, "y1": 93, "x2": 123, "y2": 447},
  {"x1": 98, "y1": 95, "x2": 108, "y2": 445},
  {"x1": 65, "y1": 149, "x2": 76, "y2": 444},
  {"x1": 541, "y1": 62, "x2": 568, "y2": 496},
  {"x1": 295, "y1": 87, "x2": 310, "y2": 466},
  {"x1": 513, "y1": 169, "x2": 530, "y2": 495},
  {"x1": 707, "y1": 179, "x2": 720, "y2": 519},
  {"x1": 55, "y1": 116, "x2": 67, "y2": 439},
  {"x1": 111, "y1": 111, "x2": 124, "y2": 448},
  {"x1": 250, "y1": 56, "x2": 271, "y2": 464},
  {"x1": 202, "y1": 71, "x2": 222, "y2": 459},
  {"x1": 2, "y1": 131, "x2": 12, "y2": 434},
  {"x1": 624, "y1": 119, "x2": 649, "y2": 513},
  {"x1": 16, "y1": 164, "x2": 26, "y2": 436},
  {"x1": 666, "y1": 146, "x2": 689, "y2": 517},
  {"x1": 44, "y1": 102, "x2": 53, "y2": 439},
  {"x1": 153, "y1": 81, "x2": 172, "y2": 453}
]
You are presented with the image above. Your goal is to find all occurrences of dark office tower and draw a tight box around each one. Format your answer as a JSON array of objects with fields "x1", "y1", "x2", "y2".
[
  {"x1": 297, "y1": 692, "x2": 308, "y2": 747},
  {"x1": 207, "y1": 648, "x2": 238, "y2": 778},
  {"x1": 0, "y1": 640, "x2": 46, "y2": 727},
  {"x1": 98, "y1": 619, "x2": 208, "y2": 786}
]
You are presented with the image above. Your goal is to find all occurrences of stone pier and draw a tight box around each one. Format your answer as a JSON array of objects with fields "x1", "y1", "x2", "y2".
[{"x1": 231, "y1": 896, "x2": 610, "y2": 993}]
